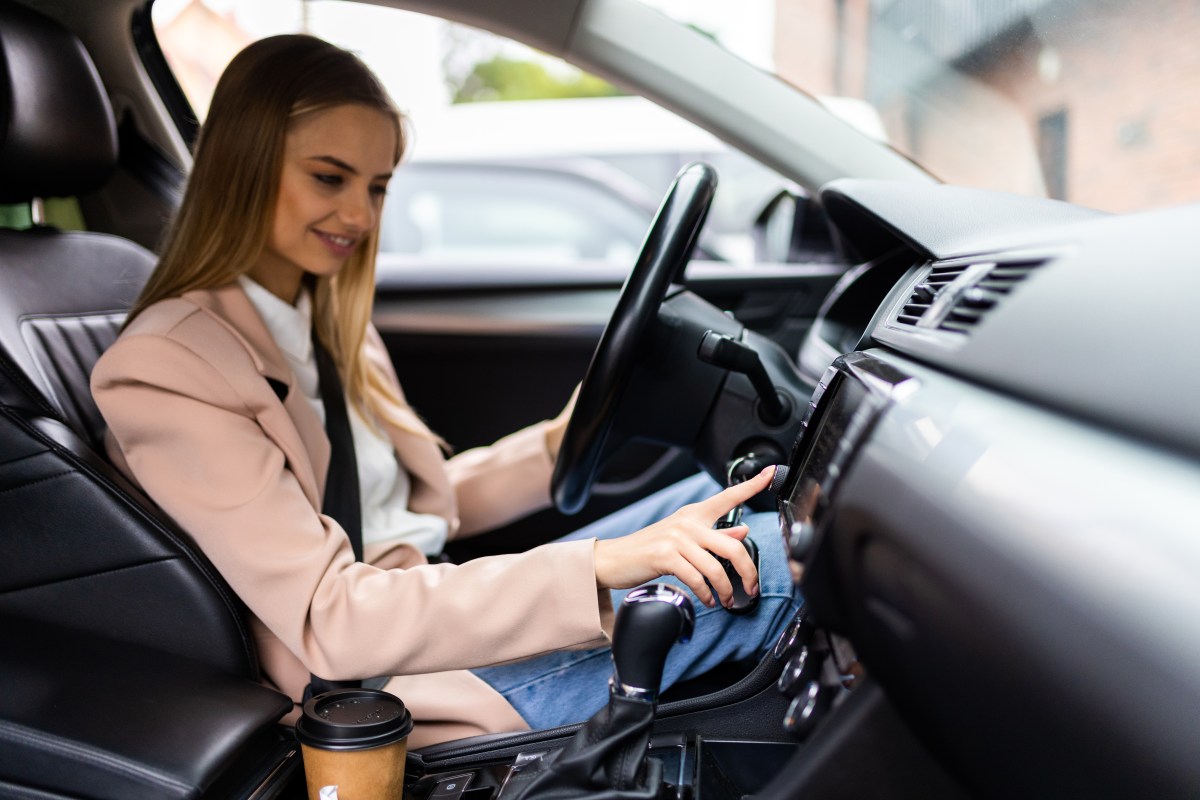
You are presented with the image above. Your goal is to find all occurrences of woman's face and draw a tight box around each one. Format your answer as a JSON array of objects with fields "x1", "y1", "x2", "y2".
[{"x1": 250, "y1": 103, "x2": 397, "y2": 303}]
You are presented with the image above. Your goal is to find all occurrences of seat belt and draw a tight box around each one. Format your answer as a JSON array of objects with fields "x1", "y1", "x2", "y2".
[{"x1": 307, "y1": 331, "x2": 363, "y2": 698}]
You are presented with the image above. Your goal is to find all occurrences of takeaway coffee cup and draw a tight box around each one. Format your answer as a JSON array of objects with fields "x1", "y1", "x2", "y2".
[{"x1": 296, "y1": 688, "x2": 414, "y2": 800}]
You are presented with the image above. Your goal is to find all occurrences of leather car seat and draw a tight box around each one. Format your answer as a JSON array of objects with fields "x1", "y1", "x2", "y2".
[{"x1": 0, "y1": 0, "x2": 256, "y2": 677}]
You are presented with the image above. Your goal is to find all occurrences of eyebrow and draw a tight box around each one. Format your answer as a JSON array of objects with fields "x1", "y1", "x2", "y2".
[{"x1": 306, "y1": 154, "x2": 392, "y2": 181}]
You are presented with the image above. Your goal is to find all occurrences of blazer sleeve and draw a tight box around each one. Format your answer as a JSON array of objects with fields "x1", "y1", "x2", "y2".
[
  {"x1": 91, "y1": 332, "x2": 613, "y2": 682},
  {"x1": 445, "y1": 423, "x2": 556, "y2": 538}
]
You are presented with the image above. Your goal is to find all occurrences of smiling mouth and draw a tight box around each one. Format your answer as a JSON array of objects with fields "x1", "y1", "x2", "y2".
[{"x1": 314, "y1": 230, "x2": 357, "y2": 252}]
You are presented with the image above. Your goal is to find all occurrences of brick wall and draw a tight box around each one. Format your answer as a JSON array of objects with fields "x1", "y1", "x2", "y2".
[{"x1": 774, "y1": 0, "x2": 1200, "y2": 213}]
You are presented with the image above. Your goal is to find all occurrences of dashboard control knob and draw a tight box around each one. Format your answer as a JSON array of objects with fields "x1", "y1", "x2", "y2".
[
  {"x1": 776, "y1": 645, "x2": 822, "y2": 696},
  {"x1": 772, "y1": 605, "x2": 814, "y2": 660},
  {"x1": 787, "y1": 521, "x2": 815, "y2": 560},
  {"x1": 768, "y1": 465, "x2": 790, "y2": 494},
  {"x1": 782, "y1": 681, "x2": 834, "y2": 740}
]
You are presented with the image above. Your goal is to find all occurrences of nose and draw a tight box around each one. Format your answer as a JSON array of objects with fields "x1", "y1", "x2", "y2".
[{"x1": 338, "y1": 186, "x2": 378, "y2": 232}]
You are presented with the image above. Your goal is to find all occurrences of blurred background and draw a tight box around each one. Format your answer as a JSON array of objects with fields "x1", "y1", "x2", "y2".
[{"x1": 153, "y1": 0, "x2": 1200, "y2": 265}]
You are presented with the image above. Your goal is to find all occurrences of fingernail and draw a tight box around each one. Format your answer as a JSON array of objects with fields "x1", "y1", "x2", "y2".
[
  {"x1": 761, "y1": 465, "x2": 775, "y2": 479},
  {"x1": 750, "y1": 583, "x2": 759, "y2": 596}
]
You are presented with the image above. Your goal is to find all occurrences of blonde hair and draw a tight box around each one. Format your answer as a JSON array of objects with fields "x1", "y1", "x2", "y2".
[{"x1": 129, "y1": 35, "x2": 424, "y2": 436}]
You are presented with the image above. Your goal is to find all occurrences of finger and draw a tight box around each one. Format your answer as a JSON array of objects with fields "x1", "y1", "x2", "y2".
[
  {"x1": 682, "y1": 540, "x2": 736, "y2": 607},
  {"x1": 669, "y1": 554, "x2": 717, "y2": 608},
  {"x1": 695, "y1": 466, "x2": 776, "y2": 518},
  {"x1": 704, "y1": 526, "x2": 759, "y2": 596}
]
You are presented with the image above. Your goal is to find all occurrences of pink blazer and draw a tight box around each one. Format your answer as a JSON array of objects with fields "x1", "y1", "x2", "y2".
[{"x1": 91, "y1": 282, "x2": 614, "y2": 748}]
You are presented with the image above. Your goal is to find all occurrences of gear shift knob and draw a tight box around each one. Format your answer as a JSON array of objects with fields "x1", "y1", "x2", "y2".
[{"x1": 610, "y1": 584, "x2": 695, "y2": 701}]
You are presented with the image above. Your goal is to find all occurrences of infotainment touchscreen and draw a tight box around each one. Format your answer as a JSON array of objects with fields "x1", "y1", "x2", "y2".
[{"x1": 781, "y1": 371, "x2": 870, "y2": 543}]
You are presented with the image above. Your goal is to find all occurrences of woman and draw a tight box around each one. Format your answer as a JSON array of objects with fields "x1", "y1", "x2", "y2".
[{"x1": 91, "y1": 34, "x2": 797, "y2": 748}]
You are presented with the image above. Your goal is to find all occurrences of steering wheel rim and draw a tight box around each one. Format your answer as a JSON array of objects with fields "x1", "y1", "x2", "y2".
[{"x1": 552, "y1": 162, "x2": 718, "y2": 514}]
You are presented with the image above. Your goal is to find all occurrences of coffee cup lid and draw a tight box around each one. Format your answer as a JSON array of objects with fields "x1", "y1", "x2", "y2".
[{"x1": 297, "y1": 688, "x2": 413, "y2": 751}]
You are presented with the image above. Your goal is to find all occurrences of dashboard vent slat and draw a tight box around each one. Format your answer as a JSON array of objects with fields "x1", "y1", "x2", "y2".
[
  {"x1": 936, "y1": 259, "x2": 1045, "y2": 335},
  {"x1": 891, "y1": 256, "x2": 1049, "y2": 338}
]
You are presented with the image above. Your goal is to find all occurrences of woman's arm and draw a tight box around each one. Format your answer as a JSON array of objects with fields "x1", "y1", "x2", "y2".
[{"x1": 92, "y1": 331, "x2": 613, "y2": 681}]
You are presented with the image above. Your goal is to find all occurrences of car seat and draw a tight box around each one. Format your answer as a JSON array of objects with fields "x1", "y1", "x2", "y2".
[
  {"x1": 0, "y1": 4, "x2": 302, "y2": 796},
  {"x1": 0, "y1": 0, "x2": 255, "y2": 676}
]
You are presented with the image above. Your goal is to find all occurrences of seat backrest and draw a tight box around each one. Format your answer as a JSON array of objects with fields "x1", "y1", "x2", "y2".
[{"x1": 0, "y1": 0, "x2": 257, "y2": 678}]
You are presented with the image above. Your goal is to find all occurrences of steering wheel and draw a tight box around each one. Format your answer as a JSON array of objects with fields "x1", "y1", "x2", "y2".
[{"x1": 552, "y1": 162, "x2": 718, "y2": 514}]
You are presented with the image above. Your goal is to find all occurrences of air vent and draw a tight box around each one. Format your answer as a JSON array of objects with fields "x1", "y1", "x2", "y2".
[
  {"x1": 938, "y1": 259, "x2": 1044, "y2": 334},
  {"x1": 895, "y1": 262, "x2": 968, "y2": 326}
]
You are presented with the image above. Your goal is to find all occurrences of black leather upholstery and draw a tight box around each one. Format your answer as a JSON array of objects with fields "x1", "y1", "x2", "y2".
[
  {"x1": 0, "y1": 615, "x2": 295, "y2": 800},
  {"x1": 0, "y1": 228, "x2": 151, "y2": 447},
  {"x1": 0, "y1": 3, "x2": 299, "y2": 797},
  {"x1": 0, "y1": 1, "x2": 117, "y2": 203},
  {"x1": 0, "y1": 0, "x2": 257, "y2": 677}
]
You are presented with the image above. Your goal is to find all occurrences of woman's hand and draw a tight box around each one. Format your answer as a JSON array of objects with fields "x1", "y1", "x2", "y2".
[
  {"x1": 593, "y1": 467, "x2": 775, "y2": 608},
  {"x1": 544, "y1": 384, "x2": 580, "y2": 462}
]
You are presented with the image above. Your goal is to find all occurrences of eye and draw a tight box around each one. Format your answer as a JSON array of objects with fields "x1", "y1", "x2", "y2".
[
  {"x1": 313, "y1": 173, "x2": 343, "y2": 187},
  {"x1": 370, "y1": 184, "x2": 389, "y2": 198}
]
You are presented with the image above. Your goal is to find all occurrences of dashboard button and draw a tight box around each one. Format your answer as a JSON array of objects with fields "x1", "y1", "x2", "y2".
[{"x1": 430, "y1": 773, "x2": 473, "y2": 800}]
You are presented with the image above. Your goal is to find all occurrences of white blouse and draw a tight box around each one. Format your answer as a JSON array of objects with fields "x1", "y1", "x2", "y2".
[{"x1": 238, "y1": 276, "x2": 449, "y2": 556}]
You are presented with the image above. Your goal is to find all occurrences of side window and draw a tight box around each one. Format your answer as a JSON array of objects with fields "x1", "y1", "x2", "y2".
[
  {"x1": 380, "y1": 164, "x2": 647, "y2": 263},
  {"x1": 150, "y1": 0, "x2": 796, "y2": 266}
]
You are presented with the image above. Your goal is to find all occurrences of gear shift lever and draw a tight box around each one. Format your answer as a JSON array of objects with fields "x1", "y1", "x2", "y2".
[
  {"x1": 611, "y1": 584, "x2": 695, "y2": 700},
  {"x1": 503, "y1": 585, "x2": 695, "y2": 800}
]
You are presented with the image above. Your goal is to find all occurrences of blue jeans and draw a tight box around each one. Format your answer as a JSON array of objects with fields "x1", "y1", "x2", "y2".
[{"x1": 471, "y1": 473, "x2": 800, "y2": 730}]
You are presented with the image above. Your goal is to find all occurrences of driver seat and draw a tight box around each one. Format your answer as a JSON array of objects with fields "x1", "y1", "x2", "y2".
[
  {"x1": 0, "y1": 0, "x2": 254, "y2": 675},
  {"x1": 0, "y1": 4, "x2": 302, "y2": 796}
]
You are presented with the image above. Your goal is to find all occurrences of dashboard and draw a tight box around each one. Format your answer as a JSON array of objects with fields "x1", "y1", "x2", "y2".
[
  {"x1": 403, "y1": 179, "x2": 1200, "y2": 800},
  {"x1": 776, "y1": 179, "x2": 1200, "y2": 796}
]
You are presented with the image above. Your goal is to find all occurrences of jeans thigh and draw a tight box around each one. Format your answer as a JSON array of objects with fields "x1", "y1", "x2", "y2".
[{"x1": 471, "y1": 510, "x2": 799, "y2": 730}]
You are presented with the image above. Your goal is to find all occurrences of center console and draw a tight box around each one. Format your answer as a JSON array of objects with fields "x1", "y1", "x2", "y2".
[
  {"x1": 408, "y1": 735, "x2": 797, "y2": 800},
  {"x1": 399, "y1": 350, "x2": 967, "y2": 800}
]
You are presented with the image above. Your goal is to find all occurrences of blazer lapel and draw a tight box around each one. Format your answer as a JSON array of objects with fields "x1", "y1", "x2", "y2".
[{"x1": 181, "y1": 283, "x2": 330, "y2": 508}]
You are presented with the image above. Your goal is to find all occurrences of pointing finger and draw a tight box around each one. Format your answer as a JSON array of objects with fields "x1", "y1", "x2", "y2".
[{"x1": 695, "y1": 466, "x2": 776, "y2": 518}]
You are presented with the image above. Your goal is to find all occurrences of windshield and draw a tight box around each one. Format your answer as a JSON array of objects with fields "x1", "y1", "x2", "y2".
[{"x1": 641, "y1": 0, "x2": 1197, "y2": 214}]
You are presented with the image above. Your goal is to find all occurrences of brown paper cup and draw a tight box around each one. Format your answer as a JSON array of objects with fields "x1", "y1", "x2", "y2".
[
  {"x1": 300, "y1": 738, "x2": 408, "y2": 799},
  {"x1": 297, "y1": 689, "x2": 414, "y2": 800}
]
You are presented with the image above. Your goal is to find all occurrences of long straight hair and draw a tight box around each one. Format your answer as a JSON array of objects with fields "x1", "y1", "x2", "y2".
[{"x1": 129, "y1": 35, "x2": 425, "y2": 435}]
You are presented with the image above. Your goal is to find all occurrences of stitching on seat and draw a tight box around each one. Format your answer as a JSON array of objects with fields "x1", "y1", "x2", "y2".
[
  {"x1": 0, "y1": 468, "x2": 75, "y2": 496},
  {"x1": 58, "y1": 322, "x2": 99, "y2": 427},
  {"x1": 0, "y1": 719, "x2": 192, "y2": 794},
  {"x1": 0, "y1": 404, "x2": 261, "y2": 676},
  {"x1": 21, "y1": 313, "x2": 124, "y2": 436},
  {"x1": 0, "y1": 555, "x2": 181, "y2": 598},
  {"x1": 0, "y1": 449, "x2": 51, "y2": 469}
]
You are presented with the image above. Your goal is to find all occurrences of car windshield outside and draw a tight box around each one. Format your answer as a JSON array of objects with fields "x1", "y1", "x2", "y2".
[{"x1": 641, "y1": 0, "x2": 1200, "y2": 214}]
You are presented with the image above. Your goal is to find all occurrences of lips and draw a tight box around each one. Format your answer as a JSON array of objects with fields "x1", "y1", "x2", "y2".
[{"x1": 313, "y1": 229, "x2": 358, "y2": 257}]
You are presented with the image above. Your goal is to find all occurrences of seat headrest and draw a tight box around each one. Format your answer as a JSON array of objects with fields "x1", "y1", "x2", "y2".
[{"x1": 0, "y1": 1, "x2": 118, "y2": 203}]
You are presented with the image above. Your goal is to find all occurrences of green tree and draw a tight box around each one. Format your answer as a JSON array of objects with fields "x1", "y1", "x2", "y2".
[{"x1": 451, "y1": 56, "x2": 626, "y2": 103}]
